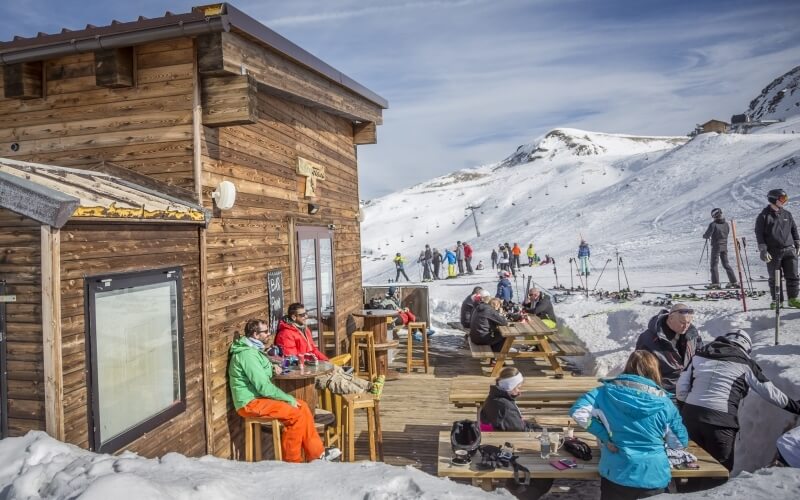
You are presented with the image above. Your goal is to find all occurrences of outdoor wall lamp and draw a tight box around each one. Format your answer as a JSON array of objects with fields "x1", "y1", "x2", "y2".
[{"x1": 308, "y1": 203, "x2": 320, "y2": 215}]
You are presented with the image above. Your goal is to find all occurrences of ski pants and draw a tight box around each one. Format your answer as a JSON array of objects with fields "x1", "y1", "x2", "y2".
[
  {"x1": 600, "y1": 478, "x2": 665, "y2": 500},
  {"x1": 395, "y1": 268, "x2": 410, "y2": 282},
  {"x1": 491, "y1": 257, "x2": 497, "y2": 269},
  {"x1": 579, "y1": 256, "x2": 590, "y2": 275},
  {"x1": 457, "y1": 259, "x2": 465, "y2": 274},
  {"x1": 709, "y1": 246, "x2": 738, "y2": 285},
  {"x1": 448, "y1": 264, "x2": 456, "y2": 278},
  {"x1": 422, "y1": 261, "x2": 432, "y2": 280},
  {"x1": 433, "y1": 263, "x2": 441, "y2": 279},
  {"x1": 465, "y1": 257, "x2": 473, "y2": 273},
  {"x1": 237, "y1": 397, "x2": 324, "y2": 463},
  {"x1": 767, "y1": 246, "x2": 799, "y2": 300},
  {"x1": 528, "y1": 256, "x2": 534, "y2": 266}
]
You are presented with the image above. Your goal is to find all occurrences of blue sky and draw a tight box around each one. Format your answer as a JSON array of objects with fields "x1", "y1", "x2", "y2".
[{"x1": 2, "y1": 1, "x2": 800, "y2": 198}]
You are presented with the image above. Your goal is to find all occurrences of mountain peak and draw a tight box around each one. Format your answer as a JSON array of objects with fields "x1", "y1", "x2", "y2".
[{"x1": 747, "y1": 65, "x2": 800, "y2": 122}]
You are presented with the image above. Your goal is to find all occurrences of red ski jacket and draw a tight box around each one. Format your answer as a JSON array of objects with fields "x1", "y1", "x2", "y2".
[
  {"x1": 464, "y1": 244, "x2": 473, "y2": 259},
  {"x1": 275, "y1": 319, "x2": 329, "y2": 361}
]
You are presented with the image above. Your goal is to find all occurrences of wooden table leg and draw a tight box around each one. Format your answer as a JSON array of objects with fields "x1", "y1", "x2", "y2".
[
  {"x1": 538, "y1": 335, "x2": 563, "y2": 375},
  {"x1": 472, "y1": 478, "x2": 494, "y2": 491},
  {"x1": 491, "y1": 337, "x2": 515, "y2": 378}
]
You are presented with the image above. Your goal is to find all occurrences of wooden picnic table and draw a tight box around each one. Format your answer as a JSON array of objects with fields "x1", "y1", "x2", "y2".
[
  {"x1": 273, "y1": 360, "x2": 334, "y2": 414},
  {"x1": 449, "y1": 375, "x2": 600, "y2": 410},
  {"x1": 352, "y1": 309, "x2": 399, "y2": 380},
  {"x1": 493, "y1": 317, "x2": 560, "y2": 377},
  {"x1": 437, "y1": 430, "x2": 729, "y2": 491}
]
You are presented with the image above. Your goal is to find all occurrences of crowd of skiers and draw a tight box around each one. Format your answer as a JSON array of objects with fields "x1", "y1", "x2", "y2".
[
  {"x1": 490, "y1": 242, "x2": 554, "y2": 276},
  {"x1": 392, "y1": 240, "x2": 483, "y2": 282}
]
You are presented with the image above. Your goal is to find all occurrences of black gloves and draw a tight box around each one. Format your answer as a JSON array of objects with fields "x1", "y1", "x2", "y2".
[{"x1": 759, "y1": 244, "x2": 772, "y2": 263}]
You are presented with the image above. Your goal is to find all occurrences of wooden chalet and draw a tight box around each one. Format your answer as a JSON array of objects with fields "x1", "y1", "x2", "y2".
[
  {"x1": 699, "y1": 119, "x2": 729, "y2": 134},
  {"x1": 0, "y1": 3, "x2": 386, "y2": 460}
]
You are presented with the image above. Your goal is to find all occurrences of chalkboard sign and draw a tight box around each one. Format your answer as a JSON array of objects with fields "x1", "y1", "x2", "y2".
[{"x1": 267, "y1": 269, "x2": 284, "y2": 334}]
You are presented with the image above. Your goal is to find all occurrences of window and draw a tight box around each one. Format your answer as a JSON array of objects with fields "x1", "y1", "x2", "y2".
[
  {"x1": 86, "y1": 268, "x2": 186, "y2": 453},
  {"x1": 296, "y1": 227, "x2": 336, "y2": 344}
]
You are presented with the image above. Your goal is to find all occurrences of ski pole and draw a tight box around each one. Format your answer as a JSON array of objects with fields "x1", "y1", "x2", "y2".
[
  {"x1": 619, "y1": 256, "x2": 631, "y2": 291},
  {"x1": 730, "y1": 220, "x2": 747, "y2": 312},
  {"x1": 552, "y1": 258, "x2": 559, "y2": 288},
  {"x1": 568, "y1": 258, "x2": 575, "y2": 290},
  {"x1": 615, "y1": 248, "x2": 621, "y2": 293},
  {"x1": 775, "y1": 267, "x2": 782, "y2": 345},
  {"x1": 593, "y1": 258, "x2": 612, "y2": 290},
  {"x1": 741, "y1": 237, "x2": 755, "y2": 293},
  {"x1": 695, "y1": 239, "x2": 709, "y2": 275}
]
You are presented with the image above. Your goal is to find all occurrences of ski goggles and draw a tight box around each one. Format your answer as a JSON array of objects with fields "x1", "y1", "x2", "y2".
[{"x1": 777, "y1": 194, "x2": 789, "y2": 204}]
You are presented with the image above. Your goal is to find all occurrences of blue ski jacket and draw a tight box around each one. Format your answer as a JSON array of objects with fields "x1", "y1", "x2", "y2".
[
  {"x1": 569, "y1": 374, "x2": 688, "y2": 490},
  {"x1": 578, "y1": 243, "x2": 590, "y2": 258},
  {"x1": 496, "y1": 278, "x2": 513, "y2": 302},
  {"x1": 444, "y1": 250, "x2": 457, "y2": 264}
]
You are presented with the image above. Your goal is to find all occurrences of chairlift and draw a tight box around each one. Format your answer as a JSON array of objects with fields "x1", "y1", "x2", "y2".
[{"x1": 511, "y1": 202, "x2": 516, "y2": 206}]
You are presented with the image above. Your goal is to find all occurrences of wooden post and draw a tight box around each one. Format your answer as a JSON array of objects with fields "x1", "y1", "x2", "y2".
[
  {"x1": 41, "y1": 225, "x2": 64, "y2": 440},
  {"x1": 730, "y1": 220, "x2": 747, "y2": 312}
]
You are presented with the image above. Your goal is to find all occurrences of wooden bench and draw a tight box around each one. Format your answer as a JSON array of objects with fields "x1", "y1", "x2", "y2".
[
  {"x1": 437, "y1": 431, "x2": 729, "y2": 491},
  {"x1": 468, "y1": 338, "x2": 495, "y2": 358},
  {"x1": 449, "y1": 375, "x2": 600, "y2": 409},
  {"x1": 548, "y1": 335, "x2": 588, "y2": 357}
]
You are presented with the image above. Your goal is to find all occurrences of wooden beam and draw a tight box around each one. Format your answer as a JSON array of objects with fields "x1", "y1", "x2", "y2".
[
  {"x1": 196, "y1": 32, "x2": 383, "y2": 124},
  {"x1": 353, "y1": 122, "x2": 377, "y2": 145},
  {"x1": 199, "y1": 227, "x2": 214, "y2": 455},
  {"x1": 3, "y1": 62, "x2": 43, "y2": 99},
  {"x1": 94, "y1": 47, "x2": 134, "y2": 88},
  {"x1": 41, "y1": 225, "x2": 64, "y2": 441},
  {"x1": 201, "y1": 74, "x2": 258, "y2": 127}
]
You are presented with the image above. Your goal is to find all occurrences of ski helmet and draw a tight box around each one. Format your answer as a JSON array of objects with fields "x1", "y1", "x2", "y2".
[
  {"x1": 711, "y1": 208, "x2": 722, "y2": 219},
  {"x1": 723, "y1": 329, "x2": 752, "y2": 353},
  {"x1": 450, "y1": 419, "x2": 481, "y2": 458},
  {"x1": 767, "y1": 188, "x2": 788, "y2": 204}
]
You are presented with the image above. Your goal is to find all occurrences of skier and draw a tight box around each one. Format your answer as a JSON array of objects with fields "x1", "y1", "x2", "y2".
[
  {"x1": 577, "y1": 240, "x2": 590, "y2": 276},
  {"x1": 511, "y1": 243, "x2": 522, "y2": 270},
  {"x1": 464, "y1": 241, "x2": 474, "y2": 274},
  {"x1": 526, "y1": 243, "x2": 535, "y2": 266},
  {"x1": 755, "y1": 188, "x2": 800, "y2": 309},
  {"x1": 498, "y1": 245, "x2": 510, "y2": 271},
  {"x1": 496, "y1": 271, "x2": 513, "y2": 307},
  {"x1": 393, "y1": 252, "x2": 410, "y2": 282},
  {"x1": 421, "y1": 244, "x2": 433, "y2": 282},
  {"x1": 432, "y1": 247, "x2": 443, "y2": 280},
  {"x1": 456, "y1": 241, "x2": 465, "y2": 275},
  {"x1": 444, "y1": 248, "x2": 458, "y2": 278},
  {"x1": 702, "y1": 208, "x2": 738, "y2": 288},
  {"x1": 490, "y1": 248, "x2": 498, "y2": 269}
]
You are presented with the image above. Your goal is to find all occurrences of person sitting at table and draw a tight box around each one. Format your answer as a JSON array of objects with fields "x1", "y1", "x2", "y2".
[
  {"x1": 275, "y1": 303, "x2": 329, "y2": 361},
  {"x1": 470, "y1": 295, "x2": 508, "y2": 353},
  {"x1": 570, "y1": 350, "x2": 688, "y2": 500},
  {"x1": 229, "y1": 318, "x2": 341, "y2": 462},
  {"x1": 460, "y1": 286, "x2": 484, "y2": 329},
  {"x1": 480, "y1": 367, "x2": 536, "y2": 432},
  {"x1": 521, "y1": 288, "x2": 557, "y2": 329}
]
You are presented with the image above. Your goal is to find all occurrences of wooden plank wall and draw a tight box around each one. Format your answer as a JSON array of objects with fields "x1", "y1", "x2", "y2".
[
  {"x1": 59, "y1": 223, "x2": 205, "y2": 457},
  {"x1": 0, "y1": 209, "x2": 44, "y2": 436},
  {"x1": 202, "y1": 91, "x2": 364, "y2": 458},
  {"x1": 0, "y1": 39, "x2": 195, "y2": 191}
]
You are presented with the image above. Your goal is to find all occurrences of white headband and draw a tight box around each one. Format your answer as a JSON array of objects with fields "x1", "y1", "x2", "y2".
[{"x1": 497, "y1": 372, "x2": 524, "y2": 392}]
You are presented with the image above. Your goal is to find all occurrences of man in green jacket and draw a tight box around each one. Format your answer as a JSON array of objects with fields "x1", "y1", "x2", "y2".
[{"x1": 229, "y1": 318, "x2": 340, "y2": 462}]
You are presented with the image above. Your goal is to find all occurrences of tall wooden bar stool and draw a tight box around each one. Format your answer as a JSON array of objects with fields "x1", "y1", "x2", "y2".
[
  {"x1": 351, "y1": 330, "x2": 377, "y2": 381},
  {"x1": 340, "y1": 393, "x2": 383, "y2": 462},
  {"x1": 317, "y1": 387, "x2": 343, "y2": 448},
  {"x1": 243, "y1": 416, "x2": 282, "y2": 462},
  {"x1": 405, "y1": 321, "x2": 430, "y2": 374}
]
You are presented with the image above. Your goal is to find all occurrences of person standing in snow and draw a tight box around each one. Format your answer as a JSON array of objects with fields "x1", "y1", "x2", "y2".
[
  {"x1": 432, "y1": 247, "x2": 443, "y2": 280},
  {"x1": 496, "y1": 271, "x2": 513, "y2": 307},
  {"x1": 511, "y1": 243, "x2": 522, "y2": 270},
  {"x1": 491, "y1": 248, "x2": 498, "y2": 269},
  {"x1": 635, "y1": 304, "x2": 703, "y2": 394},
  {"x1": 456, "y1": 241, "x2": 465, "y2": 275},
  {"x1": 676, "y1": 330, "x2": 800, "y2": 472},
  {"x1": 498, "y1": 245, "x2": 510, "y2": 271},
  {"x1": 422, "y1": 244, "x2": 433, "y2": 282},
  {"x1": 526, "y1": 243, "x2": 535, "y2": 266},
  {"x1": 755, "y1": 188, "x2": 800, "y2": 309},
  {"x1": 444, "y1": 248, "x2": 457, "y2": 278},
  {"x1": 229, "y1": 319, "x2": 341, "y2": 462},
  {"x1": 577, "y1": 240, "x2": 591, "y2": 276},
  {"x1": 464, "y1": 241, "x2": 474, "y2": 274},
  {"x1": 703, "y1": 208, "x2": 738, "y2": 288},
  {"x1": 393, "y1": 252, "x2": 410, "y2": 282},
  {"x1": 570, "y1": 350, "x2": 688, "y2": 499}
]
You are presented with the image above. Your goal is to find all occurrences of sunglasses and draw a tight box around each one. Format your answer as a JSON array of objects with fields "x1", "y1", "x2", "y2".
[
  {"x1": 672, "y1": 309, "x2": 695, "y2": 315},
  {"x1": 296, "y1": 312, "x2": 308, "y2": 317},
  {"x1": 257, "y1": 329, "x2": 271, "y2": 335}
]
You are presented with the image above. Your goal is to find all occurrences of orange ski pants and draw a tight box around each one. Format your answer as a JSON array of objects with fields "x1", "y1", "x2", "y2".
[{"x1": 238, "y1": 397, "x2": 324, "y2": 463}]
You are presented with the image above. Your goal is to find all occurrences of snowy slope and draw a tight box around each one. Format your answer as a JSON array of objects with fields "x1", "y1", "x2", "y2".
[{"x1": 748, "y1": 65, "x2": 800, "y2": 122}]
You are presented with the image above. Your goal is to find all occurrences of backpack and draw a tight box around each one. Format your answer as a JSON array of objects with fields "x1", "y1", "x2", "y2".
[{"x1": 450, "y1": 420, "x2": 481, "y2": 458}]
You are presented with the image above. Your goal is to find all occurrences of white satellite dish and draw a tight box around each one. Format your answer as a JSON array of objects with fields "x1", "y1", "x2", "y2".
[{"x1": 211, "y1": 181, "x2": 237, "y2": 210}]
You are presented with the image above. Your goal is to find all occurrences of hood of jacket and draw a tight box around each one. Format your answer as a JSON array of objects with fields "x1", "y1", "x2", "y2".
[
  {"x1": 648, "y1": 310, "x2": 699, "y2": 344},
  {"x1": 714, "y1": 218, "x2": 727, "y2": 225},
  {"x1": 698, "y1": 337, "x2": 749, "y2": 362},
  {"x1": 488, "y1": 384, "x2": 515, "y2": 401},
  {"x1": 600, "y1": 374, "x2": 668, "y2": 419},
  {"x1": 230, "y1": 335, "x2": 258, "y2": 355}
]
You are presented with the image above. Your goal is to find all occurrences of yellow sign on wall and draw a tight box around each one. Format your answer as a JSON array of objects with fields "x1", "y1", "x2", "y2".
[{"x1": 297, "y1": 157, "x2": 326, "y2": 198}]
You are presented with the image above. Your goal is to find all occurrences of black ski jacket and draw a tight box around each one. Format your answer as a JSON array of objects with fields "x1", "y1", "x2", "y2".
[
  {"x1": 702, "y1": 219, "x2": 729, "y2": 249},
  {"x1": 755, "y1": 206, "x2": 799, "y2": 250},
  {"x1": 460, "y1": 294, "x2": 478, "y2": 329},
  {"x1": 522, "y1": 295, "x2": 556, "y2": 323},
  {"x1": 677, "y1": 338, "x2": 800, "y2": 429},
  {"x1": 469, "y1": 301, "x2": 508, "y2": 345},
  {"x1": 480, "y1": 385, "x2": 534, "y2": 431},
  {"x1": 635, "y1": 310, "x2": 702, "y2": 394}
]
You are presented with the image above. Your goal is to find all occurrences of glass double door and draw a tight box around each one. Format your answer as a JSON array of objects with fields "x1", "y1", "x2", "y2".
[{"x1": 296, "y1": 227, "x2": 335, "y2": 344}]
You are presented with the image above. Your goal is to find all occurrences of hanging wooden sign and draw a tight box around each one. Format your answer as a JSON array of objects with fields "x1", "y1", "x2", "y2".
[{"x1": 297, "y1": 157, "x2": 326, "y2": 198}]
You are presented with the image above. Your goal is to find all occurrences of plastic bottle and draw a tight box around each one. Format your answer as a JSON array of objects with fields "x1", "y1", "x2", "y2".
[{"x1": 539, "y1": 428, "x2": 551, "y2": 459}]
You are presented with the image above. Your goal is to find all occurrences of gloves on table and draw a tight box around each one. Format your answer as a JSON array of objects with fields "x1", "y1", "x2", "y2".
[{"x1": 759, "y1": 244, "x2": 772, "y2": 263}]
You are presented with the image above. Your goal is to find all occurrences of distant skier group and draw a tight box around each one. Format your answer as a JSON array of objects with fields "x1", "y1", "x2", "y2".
[
  {"x1": 393, "y1": 240, "x2": 479, "y2": 282},
  {"x1": 490, "y1": 242, "x2": 553, "y2": 276}
]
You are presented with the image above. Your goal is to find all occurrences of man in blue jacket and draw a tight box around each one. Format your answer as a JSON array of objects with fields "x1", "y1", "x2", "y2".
[{"x1": 496, "y1": 271, "x2": 513, "y2": 306}]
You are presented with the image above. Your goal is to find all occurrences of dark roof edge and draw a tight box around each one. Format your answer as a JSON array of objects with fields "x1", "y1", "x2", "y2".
[
  {"x1": 223, "y1": 4, "x2": 388, "y2": 109},
  {"x1": 0, "y1": 3, "x2": 388, "y2": 111},
  {"x1": 0, "y1": 170, "x2": 79, "y2": 228}
]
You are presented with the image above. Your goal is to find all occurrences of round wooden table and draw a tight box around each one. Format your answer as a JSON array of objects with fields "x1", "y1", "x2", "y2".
[
  {"x1": 273, "y1": 360, "x2": 334, "y2": 414},
  {"x1": 352, "y1": 309, "x2": 400, "y2": 380}
]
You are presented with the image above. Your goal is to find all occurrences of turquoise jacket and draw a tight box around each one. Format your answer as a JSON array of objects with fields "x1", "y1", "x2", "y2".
[{"x1": 569, "y1": 374, "x2": 688, "y2": 489}]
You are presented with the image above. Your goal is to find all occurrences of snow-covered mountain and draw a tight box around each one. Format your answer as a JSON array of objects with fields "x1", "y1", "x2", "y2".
[
  {"x1": 747, "y1": 65, "x2": 800, "y2": 122},
  {"x1": 361, "y1": 127, "x2": 800, "y2": 284}
]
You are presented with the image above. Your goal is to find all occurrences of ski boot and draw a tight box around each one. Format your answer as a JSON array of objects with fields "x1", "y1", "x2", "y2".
[
  {"x1": 770, "y1": 301, "x2": 784, "y2": 310},
  {"x1": 788, "y1": 298, "x2": 800, "y2": 309}
]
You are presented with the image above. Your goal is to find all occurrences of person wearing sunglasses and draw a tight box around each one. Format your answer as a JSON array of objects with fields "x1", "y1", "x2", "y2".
[
  {"x1": 634, "y1": 303, "x2": 703, "y2": 394},
  {"x1": 228, "y1": 318, "x2": 341, "y2": 462},
  {"x1": 676, "y1": 329, "x2": 800, "y2": 476},
  {"x1": 755, "y1": 188, "x2": 800, "y2": 309},
  {"x1": 275, "y1": 303, "x2": 329, "y2": 362}
]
